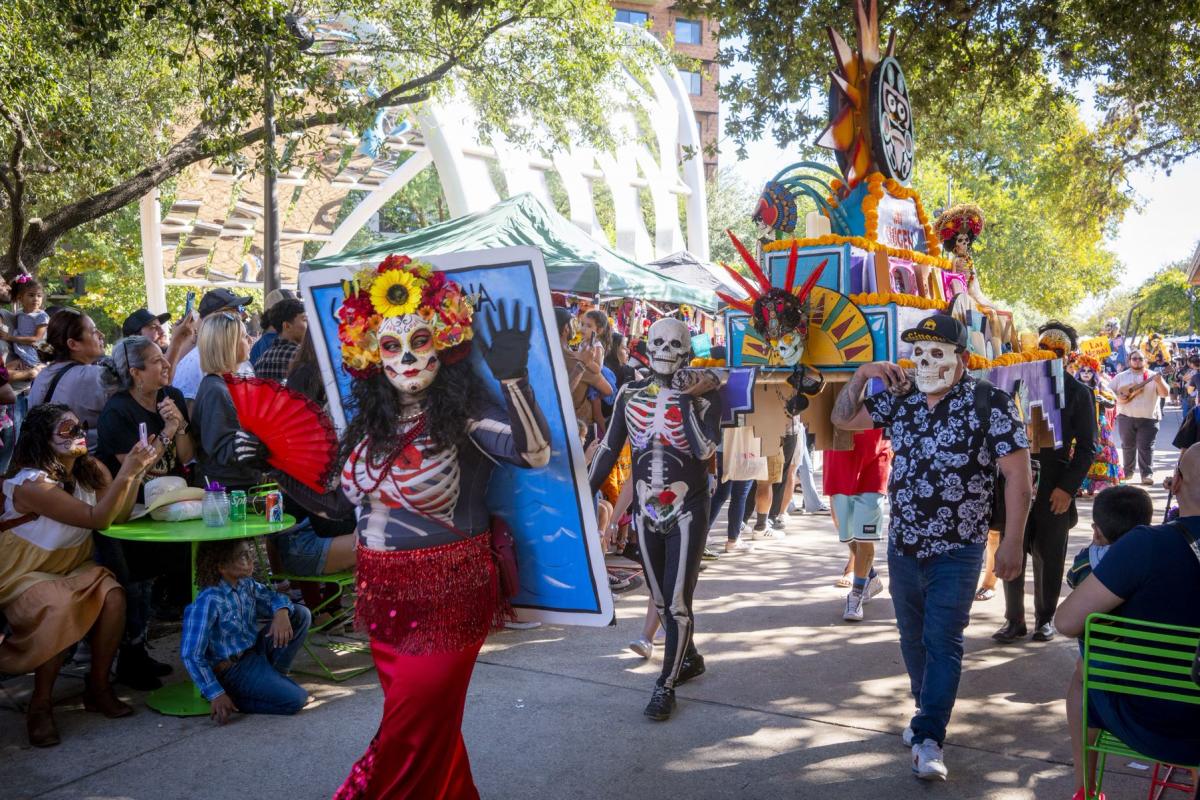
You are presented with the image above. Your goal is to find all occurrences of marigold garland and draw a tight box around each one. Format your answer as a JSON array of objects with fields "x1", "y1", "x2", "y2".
[
  {"x1": 850, "y1": 292, "x2": 947, "y2": 311},
  {"x1": 763, "y1": 234, "x2": 953, "y2": 271},
  {"x1": 897, "y1": 349, "x2": 1059, "y2": 372},
  {"x1": 689, "y1": 357, "x2": 727, "y2": 368}
]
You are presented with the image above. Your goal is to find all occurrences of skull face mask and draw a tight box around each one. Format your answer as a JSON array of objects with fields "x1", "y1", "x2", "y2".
[
  {"x1": 647, "y1": 318, "x2": 691, "y2": 379},
  {"x1": 912, "y1": 342, "x2": 961, "y2": 395},
  {"x1": 775, "y1": 330, "x2": 804, "y2": 367},
  {"x1": 379, "y1": 314, "x2": 440, "y2": 396}
]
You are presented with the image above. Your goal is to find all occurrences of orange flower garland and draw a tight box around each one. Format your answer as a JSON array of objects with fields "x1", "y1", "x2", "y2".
[
  {"x1": 850, "y1": 292, "x2": 947, "y2": 311},
  {"x1": 690, "y1": 357, "x2": 727, "y2": 368},
  {"x1": 899, "y1": 349, "x2": 1059, "y2": 372}
]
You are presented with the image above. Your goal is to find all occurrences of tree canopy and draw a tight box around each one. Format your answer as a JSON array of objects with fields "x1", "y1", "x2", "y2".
[
  {"x1": 1081, "y1": 262, "x2": 1196, "y2": 338},
  {"x1": 0, "y1": 0, "x2": 646, "y2": 275}
]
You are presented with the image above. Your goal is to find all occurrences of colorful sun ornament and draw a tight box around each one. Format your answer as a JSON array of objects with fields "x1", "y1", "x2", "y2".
[
  {"x1": 336, "y1": 254, "x2": 475, "y2": 379},
  {"x1": 715, "y1": 230, "x2": 826, "y2": 348},
  {"x1": 815, "y1": 0, "x2": 906, "y2": 189}
]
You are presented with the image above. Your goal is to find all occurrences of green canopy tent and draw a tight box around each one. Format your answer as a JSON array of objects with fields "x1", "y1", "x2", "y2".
[{"x1": 302, "y1": 193, "x2": 717, "y2": 309}]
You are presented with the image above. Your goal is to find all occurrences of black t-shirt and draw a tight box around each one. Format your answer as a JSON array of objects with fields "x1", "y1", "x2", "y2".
[{"x1": 97, "y1": 387, "x2": 191, "y2": 501}]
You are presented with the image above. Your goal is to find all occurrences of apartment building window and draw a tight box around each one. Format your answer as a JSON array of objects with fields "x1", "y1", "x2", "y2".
[
  {"x1": 614, "y1": 8, "x2": 650, "y2": 25},
  {"x1": 675, "y1": 19, "x2": 702, "y2": 45},
  {"x1": 680, "y1": 69, "x2": 702, "y2": 96}
]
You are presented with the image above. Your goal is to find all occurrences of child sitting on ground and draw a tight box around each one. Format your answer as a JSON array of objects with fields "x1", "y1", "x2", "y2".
[
  {"x1": 181, "y1": 540, "x2": 311, "y2": 725},
  {"x1": 1063, "y1": 483, "x2": 1154, "y2": 800},
  {"x1": 1066, "y1": 484, "x2": 1154, "y2": 591}
]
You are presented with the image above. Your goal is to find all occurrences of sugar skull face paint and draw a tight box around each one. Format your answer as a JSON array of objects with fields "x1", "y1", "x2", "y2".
[{"x1": 379, "y1": 314, "x2": 440, "y2": 396}]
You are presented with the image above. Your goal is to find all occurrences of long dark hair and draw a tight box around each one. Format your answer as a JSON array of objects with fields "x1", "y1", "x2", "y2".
[
  {"x1": 9, "y1": 403, "x2": 108, "y2": 492},
  {"x1": 340, "y1": 357, "x2": 480, "y2": 466},
  {"x1": 46, "y1": 308, "x2": 89, "y2": 362},
  {"x1": 584, "y1": 309, "x2": 612, "y2": 353}
]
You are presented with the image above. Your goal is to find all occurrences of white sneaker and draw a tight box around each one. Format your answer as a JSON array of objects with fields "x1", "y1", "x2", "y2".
[
  {"x1": 901, "y1": 726, "x2": 914, "y2": 747},
  {"x1": 724, "y1": 539, "x2": 754, "y2": 554},
  {"x1": 911, "y1": 740, "x2": 948, "y2": 781},
  {"x1": 768, "y1": 516, "x2": 787, "y2": 532},
  {"x1": 843, "y1": 591, "x2": 865, "y2": 621},
  {"x1": 863, "y1": 575, "x2": 884, "y2": 602},
  {"x1": 629, "y1": 638, "x2": 653, "y2": 659},
  {"x1": 786, "y1": 500, "x2": 804, "y2": 515},
  {"x1": 752, "y1": 527, "x2": 783, "y2": 540}
]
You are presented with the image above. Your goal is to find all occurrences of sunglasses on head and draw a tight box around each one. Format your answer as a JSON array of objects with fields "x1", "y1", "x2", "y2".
[{"x1": 55, "y1": 420, "x2": 88, "y2": 439}]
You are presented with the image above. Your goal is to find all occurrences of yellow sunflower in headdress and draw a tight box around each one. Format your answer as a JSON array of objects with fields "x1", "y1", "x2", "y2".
[{"x1": 370, "y1": 269, "x2": 423, "y2": 317}]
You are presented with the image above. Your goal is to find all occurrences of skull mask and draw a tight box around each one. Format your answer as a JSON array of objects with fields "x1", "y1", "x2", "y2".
[
  {"x1": 379, "y1": 314, "x2": 440, "y2": 396},
  {"x1": 647, "y1": 318, "x2": 690, "y2": 379},
  {"x1": 775, "y1": 330, "x2": 805, "y2": 367},
  {"x1": 912, "y1": 341, "x2": 961, "y2": 395}
]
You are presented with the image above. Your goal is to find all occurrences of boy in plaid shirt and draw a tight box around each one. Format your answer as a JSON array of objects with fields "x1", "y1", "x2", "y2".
[{"x1": 181, "y1": 540, "x2": 311, "y2": 724}]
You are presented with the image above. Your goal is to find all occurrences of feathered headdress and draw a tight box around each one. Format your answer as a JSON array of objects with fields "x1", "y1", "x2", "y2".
[
  {"x1": 716, "y1": 230, "x2": 826, "y2": 344},
  {"x1": 336, "y1": 254, "x2": 474, "y2": 379}
]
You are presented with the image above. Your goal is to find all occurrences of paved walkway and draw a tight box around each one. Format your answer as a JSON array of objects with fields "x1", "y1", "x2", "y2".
[{"x1": 1, "y1": 410, "x2": 1187, "y2": 799}]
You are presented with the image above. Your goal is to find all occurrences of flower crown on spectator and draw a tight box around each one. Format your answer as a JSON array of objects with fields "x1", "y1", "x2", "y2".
[
  {"x1": 13, "y1": 273, "x2": 32, "y2": 285},
  {"x1": 1069, "y1": 352, "x2": 1101, "y2": 373},
  {"x1": 336, "y1": 254, "x2": 474, "y2": 379}
]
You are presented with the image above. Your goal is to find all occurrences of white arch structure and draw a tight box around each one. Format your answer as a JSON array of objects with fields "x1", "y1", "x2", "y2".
[{"x1": 139, "y1": 24, "x2": 709, "y2": 313}]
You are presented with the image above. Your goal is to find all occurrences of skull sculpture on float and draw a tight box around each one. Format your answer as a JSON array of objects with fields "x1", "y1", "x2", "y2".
[{"x1": 715, "y1": 231, "x2": 827, "y2": 411}]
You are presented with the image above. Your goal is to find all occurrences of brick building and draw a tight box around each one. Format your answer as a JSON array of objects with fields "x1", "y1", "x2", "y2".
[{"x1": 611, "y1": 2, "x2": 719, "y2": 179}]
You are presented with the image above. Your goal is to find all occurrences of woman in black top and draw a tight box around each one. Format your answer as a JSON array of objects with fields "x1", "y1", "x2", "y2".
[
  {"x1": 94, "y1": 335, "x2": 194, "y2": 689},
  {"x1": 191, "y1": 313, "x2": 260, "y2": 490}
]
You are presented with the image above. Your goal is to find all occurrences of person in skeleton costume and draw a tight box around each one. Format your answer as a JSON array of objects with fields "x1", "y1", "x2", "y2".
[
  {"x1": 589, "y1": 317, "x2": 722, "y2": 721},
  {"x1": 252, "y1": 255, "x2": 551, "y2": 799}
]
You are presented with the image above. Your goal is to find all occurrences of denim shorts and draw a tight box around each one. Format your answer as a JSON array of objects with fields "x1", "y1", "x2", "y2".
[{"x1": 272, "y1": 519, "x2": 331, "y2": 576}]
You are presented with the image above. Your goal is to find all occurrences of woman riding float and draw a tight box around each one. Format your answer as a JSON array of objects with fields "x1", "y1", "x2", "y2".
[{"x1": 255, "y1": 255, "x2": 551, "y2": 799}]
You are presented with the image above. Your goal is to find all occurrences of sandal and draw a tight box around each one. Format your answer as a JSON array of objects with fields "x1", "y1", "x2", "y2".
[
  {"x1": 83, "y1": 683, "x2": 134, "y2": 719},
  {"x1": 975, "y1": 586, "x2": 996, "y2": 602},
  {"x1": 26, "y1": 701, "x2": 60, "y2": 747},
  {"x1": 835, "y1": 574, "x2": 853, "y2": 589}
]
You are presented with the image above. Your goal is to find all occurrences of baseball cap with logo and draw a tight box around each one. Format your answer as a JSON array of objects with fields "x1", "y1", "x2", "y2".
[
  {"x1": 198, "y1": 288, "x2": 254, "y2": 318},
  {"x1": 900, "y1": 313, "x2": 968, "y2": 350}
]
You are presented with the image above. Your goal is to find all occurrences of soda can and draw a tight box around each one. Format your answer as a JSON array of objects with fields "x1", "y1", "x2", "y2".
[
  {"x1": 229, "y1": 490, "x2": 247, "y2": 521},
  {"x1": 265, "y1": 490, "x2": 283, "y2": 523}
]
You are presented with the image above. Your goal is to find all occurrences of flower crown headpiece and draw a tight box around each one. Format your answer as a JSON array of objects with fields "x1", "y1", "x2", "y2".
[
  {"x1": 934, "y1": 203, "x2": 986, "y2": 243},
  {"x1": 1069, "y1": 352, "x2": 1101, "y2": 373},
  {"x1": 715, "y1": 230, "x2": 825, "y2": 345},
  {"x1": 336, "y1": 254, "x2": 475, "y2": 380}
]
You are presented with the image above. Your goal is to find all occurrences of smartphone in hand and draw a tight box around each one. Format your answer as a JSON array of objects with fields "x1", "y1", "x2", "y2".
[
  {"x1": 138, "y1": 422, "x2": 148, "y2": 446},
  {"x1": 183, "y1": 291, "x2": 196, "y2": 320}
]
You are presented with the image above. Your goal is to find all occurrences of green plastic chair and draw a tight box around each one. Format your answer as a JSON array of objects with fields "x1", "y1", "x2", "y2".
[
  {"x1": 273, "y1": 571, "x2": 373, "y2": 683},
  {"x1": 1082, "y1": 613, "x2": 1200, "y2": 799}
]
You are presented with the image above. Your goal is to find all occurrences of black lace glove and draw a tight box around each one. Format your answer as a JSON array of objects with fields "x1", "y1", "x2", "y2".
[{"x1": 478, "y1": 300, "x2": 533, "y2": 381}]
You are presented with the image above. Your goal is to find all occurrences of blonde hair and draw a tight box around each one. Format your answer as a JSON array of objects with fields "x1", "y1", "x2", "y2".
[{"x1": 199, "y1": 312, "x2": 244, "y2": 375}]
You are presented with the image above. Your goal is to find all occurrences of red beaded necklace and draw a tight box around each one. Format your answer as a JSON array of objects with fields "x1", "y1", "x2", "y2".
[{"x1": 352, "y1": 414, "x2": 427, "y2": 496}]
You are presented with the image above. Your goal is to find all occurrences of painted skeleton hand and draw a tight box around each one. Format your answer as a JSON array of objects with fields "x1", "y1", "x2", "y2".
[
  {"x1": 478, "y1": 300, "x2": 533, "y2": 381},
  {"x1": 233, "y1": 430, "x2": 269, "y2": 468}
]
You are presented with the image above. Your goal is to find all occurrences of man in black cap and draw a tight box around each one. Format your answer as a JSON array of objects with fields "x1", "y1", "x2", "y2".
[
  {"x1": 172, "y1": 288, "x2": 253, "y2": 403},
  {"x1": 995, "y1": 321, "x2": 1096, "y2": 644},
  {"x1": 122, "y1": 307, "x2": 198, "y2": 380},
  {"x1": 831, "y1": 312, "x2": 1033, "y2": 782}
]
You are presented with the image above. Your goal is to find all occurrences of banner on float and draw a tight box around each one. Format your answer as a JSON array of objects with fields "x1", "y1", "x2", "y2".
[{"x1": 300, "y1": 247, "x2": 614, "y2": 627}]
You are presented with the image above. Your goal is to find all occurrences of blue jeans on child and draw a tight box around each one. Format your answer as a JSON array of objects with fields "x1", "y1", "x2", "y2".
[
  {"x1": 887, "y1": 542, "x2": 983, "y2": 747},
  {"x1": 218, "y1": 605, "x2": 312, "y2": 715}
]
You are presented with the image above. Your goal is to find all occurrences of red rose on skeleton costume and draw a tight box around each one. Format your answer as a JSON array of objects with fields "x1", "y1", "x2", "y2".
[
  {"x1": 665, "y1": 406, "x2": 683, "y2": 423},
  {"x1": 657, "y1": 490, "x2": 677, "y2": 506}
]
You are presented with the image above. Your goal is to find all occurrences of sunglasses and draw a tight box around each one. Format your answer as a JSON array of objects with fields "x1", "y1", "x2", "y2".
[{"x1": 55, "y1": 420, "x2": 88, "y2": 440}]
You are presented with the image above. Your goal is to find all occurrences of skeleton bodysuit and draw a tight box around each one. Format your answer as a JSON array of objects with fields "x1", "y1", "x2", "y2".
[{"x1": 589, "y1": 319, "x2": 721, "y2": 690}]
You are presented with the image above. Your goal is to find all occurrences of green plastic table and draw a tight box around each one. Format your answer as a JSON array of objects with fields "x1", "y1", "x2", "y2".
[{"x1": 101, "y1": 512, "x2": 296, "y2": 717}]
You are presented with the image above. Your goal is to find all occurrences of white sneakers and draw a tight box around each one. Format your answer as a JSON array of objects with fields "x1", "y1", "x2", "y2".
[
  {"x1": 864, "y1": 575, "x2": 884, "y2": 602},
  {"x1": 843, "y1": 591, "x2": 865, "y2": 621},
  {"x1": 911, "y1": 740, "x2": 948, "y2": 781},
  {"x1": 752, "y1": 527, "x2": 784, "y2": 540},
  {"x1": 901, "y1": 726, "x2": 914, "y2": 747},
  {"x1": 628, "y1": 638, "x2": 653, "y2": 659},
  {"x1": 724, "y1": 539, "x2": 754, "y2": 554}
]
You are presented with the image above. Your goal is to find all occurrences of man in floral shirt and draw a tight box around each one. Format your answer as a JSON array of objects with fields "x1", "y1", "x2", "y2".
[{"x1": 832, "y1": 313, "x2": 1032, "y2": 782}]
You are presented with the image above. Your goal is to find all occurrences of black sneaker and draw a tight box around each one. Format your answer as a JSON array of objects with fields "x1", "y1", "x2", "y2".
[
  {"x1": 675, "y1": 653, "x2": 706, "y2": 686},
  {"x1": 643, "y1": 685, "x2": 676, "y2": 721},
  {"x1": 115, "y1": 644, "x2": 164, "y2": 690}
]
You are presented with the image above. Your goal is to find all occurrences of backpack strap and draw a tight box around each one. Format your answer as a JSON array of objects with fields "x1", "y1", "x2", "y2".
[
  {"x1": 43, "y1": 361, "x2": 82, "y2": 404},
  {"x1": 1170, "y1": 520, "x2": 1200, "y2": 570}
]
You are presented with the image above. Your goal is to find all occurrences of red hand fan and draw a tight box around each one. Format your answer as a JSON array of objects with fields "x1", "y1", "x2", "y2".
[{"x1": 224, "y1": 375, "x2": 339, "y2": 492}]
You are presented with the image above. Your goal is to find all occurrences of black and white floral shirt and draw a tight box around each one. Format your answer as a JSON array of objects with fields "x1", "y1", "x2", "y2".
[{"x1": 865, "y1": 375, "x2": 1029, "y2": 558}]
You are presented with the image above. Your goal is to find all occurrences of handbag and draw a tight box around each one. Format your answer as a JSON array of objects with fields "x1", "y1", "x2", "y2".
[{"x1": 723, "y1": 426, "x2": 767, "y2": 482}]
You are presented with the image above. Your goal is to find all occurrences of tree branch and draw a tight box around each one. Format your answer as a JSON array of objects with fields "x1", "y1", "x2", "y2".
[{"x1": 0, "y1": 103, "x2": 28, "y2": 275}]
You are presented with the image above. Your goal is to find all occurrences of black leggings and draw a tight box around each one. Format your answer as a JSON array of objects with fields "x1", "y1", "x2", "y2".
[{"x1": 638, "y1": 501, "x2": 708, "y2": 688}]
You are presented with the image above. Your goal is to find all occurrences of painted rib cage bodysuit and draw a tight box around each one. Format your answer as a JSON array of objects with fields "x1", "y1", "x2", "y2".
[{"x1": 589, "y1": 376, "x2": 721, "y2": 688}]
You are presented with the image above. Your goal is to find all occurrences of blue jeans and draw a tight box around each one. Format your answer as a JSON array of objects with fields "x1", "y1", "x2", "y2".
[
  {"x1": 219, "y1": 605, "x2": 312, "y2": 715},
  {"x1": 888, "y1": 542, "x2": 984, "y2": 747}
]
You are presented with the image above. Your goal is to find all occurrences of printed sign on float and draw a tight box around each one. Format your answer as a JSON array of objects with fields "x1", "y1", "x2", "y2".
[
  {"x1": 299, "y1": 247, "x2": 614, "y2": 627},
  {"x1": 1079, "y1": 337, "x2": 1113, "y2": 360}
]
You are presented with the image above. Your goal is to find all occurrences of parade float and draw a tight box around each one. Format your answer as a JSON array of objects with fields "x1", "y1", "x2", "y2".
[{"x1": 713, "y1": 0, "x2": 1066, "y2": 453}]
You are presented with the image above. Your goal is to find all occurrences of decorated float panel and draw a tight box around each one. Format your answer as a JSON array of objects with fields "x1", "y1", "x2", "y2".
[{"x1": 712, "y1": 0, "x2": 1066, "y2": 451}]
